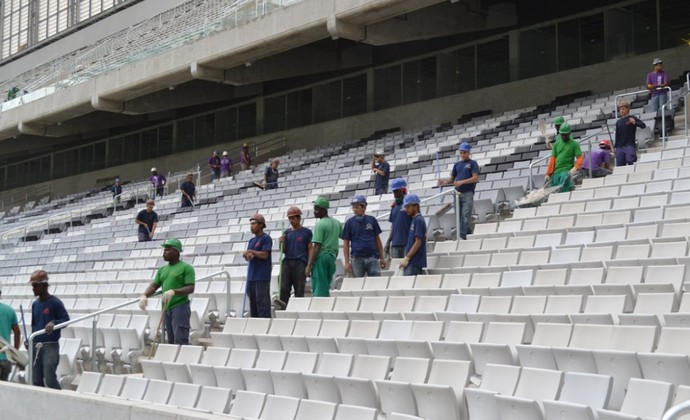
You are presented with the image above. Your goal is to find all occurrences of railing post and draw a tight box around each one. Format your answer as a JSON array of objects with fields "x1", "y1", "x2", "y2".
[
  {"x1": 91, "y1": 318, "x2": 97, "y2": 371},
  {"x1": 662, "y1": 102, "x2": 668, "y2": 148},
  {"x1": 454, "y1": 191, "x2": 461, "y2": 240}
]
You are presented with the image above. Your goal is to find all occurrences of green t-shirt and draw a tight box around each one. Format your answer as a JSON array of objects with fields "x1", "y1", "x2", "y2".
[
  {"x1": 154, "y1": 260, "x2": 196, "y2": 310},
  {"x1": 312, "y1": 217, "x2": 342, "y2": 258},
  {"x1": 0, "y1": 302, "x2": 18, "y2": 361},
  {"x1": 551, "y1": 138, "x2": 582, "y2": 174}
]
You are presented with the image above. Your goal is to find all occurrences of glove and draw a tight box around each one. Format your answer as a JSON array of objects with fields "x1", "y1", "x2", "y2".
[
  {"x1": 569, "y1": 168, "x2": 579, "y2": 177},
  {"x1": 138, "y1": 294, "x2": 148, "y2": 311},
  {"x1": 544, "y1": 175, "x2": 551, "y2": 184},
  {"x1": 399, "y1": 257, "x2": 410, "y2": 268},
  {"x1": 44, "y1": 321, "x2": 55, "y2": 334},
  {"x1": 162, "y1": 289, "x2": 176, "y2": 305}
]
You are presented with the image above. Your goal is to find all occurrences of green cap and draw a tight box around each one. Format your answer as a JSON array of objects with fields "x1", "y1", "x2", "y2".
[
  {"x1": 161, "y1": 238, "x2": 183, "y2": 252},
  {"x1": 553, "y1": 116, "x2": 565, "y2": 125},
  {"x1": 313, "y1": 197, "x2": 330, "y2": 209},
  {"x1": 558, "y1": 123, "x2": 572, "y2": 134}
]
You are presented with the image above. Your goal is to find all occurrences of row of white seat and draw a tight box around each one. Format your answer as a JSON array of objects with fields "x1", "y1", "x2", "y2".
[
  {"x1": 427, "y1": 244, "x2": 690, "y2": 274},
  {"x1": 77, "y1": 371, "x2": 424, "y2": 420},
  {"x1": 132, "y1": 342, "x2": 689, "y2": 418},
  {"x1": 338, "y1": 264, "x2": 686, "y2": 294},
  {"x1": 283, "y1": 291, "x2": 688, "y2": 318}
]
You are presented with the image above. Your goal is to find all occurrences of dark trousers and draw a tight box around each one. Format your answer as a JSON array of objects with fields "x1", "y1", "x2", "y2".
[
  {"x1": 280, "y1": 259, "x2": 306, "y2": 305},
  {"x1": 164, "y1": 302, "x2": 191, "y2": 345},
  {"x1": 247, "y1": 281, "x2": 272, "y2": 318}
]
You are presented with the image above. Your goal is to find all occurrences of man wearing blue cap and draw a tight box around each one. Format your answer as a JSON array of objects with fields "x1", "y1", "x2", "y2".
[
  {"x1": 388, "y1": 178, "x2": 412, "y2": 259},
  {"x1": 439, "y1": 142, "x2": 480, "y2": 240},
  {"x1": 398, "y1": 194, "x2": 427, "y2": 276},
  {"x1": 372, "y1": 151, "x2": 390, "y2": 195},
  {"x1": 341, "y1": 195, "x2": 385, "y2": 278},
  {"x1": 139, "y1": 238, "x2": 196, "y2": 344}
]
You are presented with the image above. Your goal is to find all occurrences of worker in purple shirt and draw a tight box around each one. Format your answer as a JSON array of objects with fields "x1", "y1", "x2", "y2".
[
  {"x1": 582, "y1": 140, "x2": 612, "y2": 178},
  {"x1": 149, "y1": 167, "x2": 167, "y2": 198},
  {"x1": 646, "y1": 58, "x2": 669, "y2": 113},
  {"x1": 208, "y1": 151, "x2": 221, "y2": 182},
  {"x1": 240, "y1": 143, "x2": 251, "y2": 171},
  {"x1": 220, "y1": 151, "x2": 233, "y2": 178}
]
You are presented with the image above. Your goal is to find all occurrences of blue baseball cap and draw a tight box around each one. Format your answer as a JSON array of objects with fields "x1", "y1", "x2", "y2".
[
  {"x1": 391, "y1": 178, "x2": 407, "y2": 191},
  {"x1": 351, "y1": 195, "x2": 368, "y2": 206},
  {"x1": 403, "y1": 194, "x2": 421, "y2": 207}
]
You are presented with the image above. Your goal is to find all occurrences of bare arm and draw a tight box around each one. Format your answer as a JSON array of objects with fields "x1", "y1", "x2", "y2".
[
  {"x1": 171, "y1": 284, "x2": 195, "y2": 297},
  {"x1": 150, "y1": 222, "x2": 157, "y2": 236},
  {"x1": 142, "y1": 282, "x2": 161, "y2": 298},
  {"x1": 12, "y1": 324, "x2": 20, "y2": 350},
  {"x1": 376, "y1": 235, "x2": 386, "y2": 267},
  {"x1": 306, "y1": 243, "x2": 321, "y2": 277},
  {"x1": 343, "y1": 239, "x2": 351, "y2": 273}
]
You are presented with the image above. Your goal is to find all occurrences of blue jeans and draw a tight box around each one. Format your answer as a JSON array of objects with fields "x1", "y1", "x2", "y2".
[
  {"x1": 32, "y1": 341, "x2": 61, "y2": 389},
  {"x1": 247, "y1": 281, "x2": 272, "y2": 318},
  {"x1": 390, "y1": 246, "x2": 405, "y2": 259},
  {"x1": 352, "y1": 256, "x2": 381, "y2": 278},
  {"x1": 165, "y1": 302, "x2": 191, "y2": 345},
  {"x1": 375, "y1": 187, "x2": 388, "y2": 195},
  {"x1": 403, "y1": 265, "x2": 424, "y2": 276},
  {"x1": 457, "y1": 191, "x2": 474, "y2": 239},
  {"x1": 211, "y1": 170, "x2": 220, "y2": 182},
  {"x1": 650, "y1": 93, "x2": 667, "y2": 113}
]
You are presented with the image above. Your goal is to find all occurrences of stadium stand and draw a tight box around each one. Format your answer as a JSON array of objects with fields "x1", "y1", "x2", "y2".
[{"x1": 2, "y1": 0, "x2": 690, "y2": 419}]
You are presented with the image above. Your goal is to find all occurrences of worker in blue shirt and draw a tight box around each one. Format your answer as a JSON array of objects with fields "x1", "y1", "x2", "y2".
[
  {"x1": 341, "y1": 195, "x2": 385, "y2": 277},
  {"x1": 29, "y1": 270, "x2": 69, "y2": 389},
  {"x1": 398, "y1": 194, "x2": 427, "y2": 276},
  {"x1": 388, "y1": 178, "x2": 412, "y2": 259},
  {"x1": 439, "y1": 142, "x2": 479, "y2": 240}
]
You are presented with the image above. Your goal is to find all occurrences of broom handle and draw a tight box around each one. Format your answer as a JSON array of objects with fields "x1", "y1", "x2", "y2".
[{"x1": 436, "y1": 151, "x2": 444, "y2": 203}]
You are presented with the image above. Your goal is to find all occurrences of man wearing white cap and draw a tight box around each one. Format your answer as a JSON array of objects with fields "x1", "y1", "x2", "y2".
[
  {"x1": 149, "y1": 167, "x2": 167, "y2": 198},
  {"x1": 220, "y1": 151, "x2": 233, "y2": 178},
  {"x1": 646, "y1": 58, "x2": 669, "y2": 113}
]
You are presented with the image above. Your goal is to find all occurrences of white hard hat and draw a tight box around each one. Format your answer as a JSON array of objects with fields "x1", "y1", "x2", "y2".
[
  {"x1": 151, "y1": 167, "x2": 157, "y2": 172},
  {"x1": 222, "y1": 151, "x2": 228, "y2": 156}
]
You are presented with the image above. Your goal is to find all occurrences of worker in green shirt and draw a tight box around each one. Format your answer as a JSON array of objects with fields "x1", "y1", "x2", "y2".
[
  {"x1": 545, "y1": 123, "x2": 583, "y2": 193},
  {"x1": 305, "y1": 197, "x2": 342, "y2": 297}
]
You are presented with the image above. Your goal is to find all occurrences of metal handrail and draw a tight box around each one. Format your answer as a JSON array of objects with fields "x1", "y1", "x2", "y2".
[
  {"x1": 685, "y1": 72, "x2": 689, "y2": 137},
  {"x1": 528, "y1": 128, "x2": 608, "y2": 190},
  {"x1": 614, "y1": 86, "x2": 672, "y2": 118},
  {"x1": 27, "y1": 269, "x2": 234, "y2": 381},
  {"x1": 374, "y1": 187, "x2": 461, "y2": 241},
  {"x1": 111, "y1": 183, "x2": 158, "y2": 213},
  {"x1": 0, "y1": 209, "x2": 73, "y2": 244},
  {"x1": 663, "y1": 400, "x2": 690, "y2": 420}
]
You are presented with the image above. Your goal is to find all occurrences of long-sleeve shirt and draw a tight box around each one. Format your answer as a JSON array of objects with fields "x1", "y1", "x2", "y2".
[{"x1": 615, "y1": 116, "x2": 646, "y2": 148}]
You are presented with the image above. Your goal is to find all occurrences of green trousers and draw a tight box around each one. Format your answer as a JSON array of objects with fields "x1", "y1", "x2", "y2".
[{"x1": 312, "y1": 252, "x2": 336, "y2": 297}]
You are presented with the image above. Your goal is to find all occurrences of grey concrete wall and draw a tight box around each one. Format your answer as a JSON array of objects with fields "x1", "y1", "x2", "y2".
[
  {"x1": 6, "y1": 44, "x2": 689, "y2": 198},
  {"x1": 0, "y1": 0, "x2": 190, "y2": 82},
  {"x1": 0, "y1": 381, "x2": 218, "y2": 419}
]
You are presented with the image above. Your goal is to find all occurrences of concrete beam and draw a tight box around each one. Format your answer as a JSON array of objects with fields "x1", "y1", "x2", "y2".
[
  {"x1": 91, "y1": 96, "x2": 126, "y2": 114},
  {"x1": 191, "y1": 62, "x2": 226, "y2": 83},
  {"x1": 18, "y1": 122, "x2": 73, "y2": 137},
  {"x1": 327, "y1": 16, "x2": 365, "y2": 41}
]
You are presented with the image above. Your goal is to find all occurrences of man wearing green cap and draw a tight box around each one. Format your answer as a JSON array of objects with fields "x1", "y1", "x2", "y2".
[
  {"x1": 306, "y1": 197, "x2": 342, "y2": 297},
  {"x1": 139, "y1": 238, "x2": 196, "y2": 345},
  {"x1": 545, "y1": 123, "x2": 583, "y2": 193}
]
